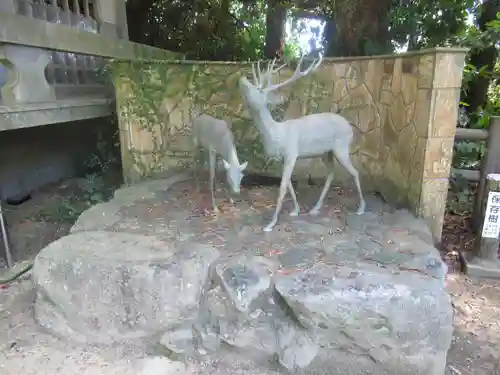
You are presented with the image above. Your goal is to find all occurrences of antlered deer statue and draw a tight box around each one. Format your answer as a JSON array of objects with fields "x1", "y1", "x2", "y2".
[{"x1": 238, "y1": 55, "x2": 365, "y2": 232}]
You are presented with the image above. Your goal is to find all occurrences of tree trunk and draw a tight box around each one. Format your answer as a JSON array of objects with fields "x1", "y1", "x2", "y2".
[
  {"x1": 462, "y1": 0, "x2": 500, "y2": 122},
  {"x1": 264, "y1": 0, "x2": 287, "y2": 58},
  {"x1": 126, "y1": 0, "x2": 155, "y2": 45},
  {"x1": 331, "y1": 0, "x2": 392, "y2": 57},
  {"x1": 323, "y1": 18, "x2": 338, "y2": 57}
]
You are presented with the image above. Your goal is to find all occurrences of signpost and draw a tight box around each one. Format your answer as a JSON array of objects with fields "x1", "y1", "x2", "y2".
[
  {"x1": 481, "y1": 192, "x2": 500, "y2": 239},
  {"x1": 467, "y1": 173, "x2": 500, "y2": 278},
  {"x1": 479, "y1": 188, "x2": 500, "y2": 260}
]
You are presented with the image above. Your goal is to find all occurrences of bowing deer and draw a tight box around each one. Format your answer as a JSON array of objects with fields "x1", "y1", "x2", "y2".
[
  {"x1": 192, "y1": 113, "x2": 248, "y2": 212},
  {"x1": 238, "y1": 55, "x2": 365, "y2": 232}
]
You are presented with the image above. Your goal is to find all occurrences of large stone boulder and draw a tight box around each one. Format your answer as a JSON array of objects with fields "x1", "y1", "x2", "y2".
[
  {"x1": 275, "y1": 263, "x2": 453, "y2": 374},
  {"x1": 32, "y1": 230, "x2": 220, "y2": 344},
  {"x1": 157, "y1": 249, "x2": 452, "y2": 375}
]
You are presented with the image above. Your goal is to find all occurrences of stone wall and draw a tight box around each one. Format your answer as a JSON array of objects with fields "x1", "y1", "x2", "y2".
[{"x1": 110, "y1": 47, "x2": 467, "y2": 241}]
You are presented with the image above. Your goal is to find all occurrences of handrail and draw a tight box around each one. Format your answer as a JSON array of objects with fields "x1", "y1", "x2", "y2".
[{"x1": 0, "y1": 12, "x2": 183, "y2": 60}]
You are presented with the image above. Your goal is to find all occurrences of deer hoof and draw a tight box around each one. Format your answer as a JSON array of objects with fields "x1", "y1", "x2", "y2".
[
  {"x1": 309, "y1": 208, "x2": 320, "y2": 216},
  {"x1": 263, "y1": 224, "x2": 275, "y2": 232},
  {"x1": 356, "y1": 201, "x2": 366, "y2": 215}
]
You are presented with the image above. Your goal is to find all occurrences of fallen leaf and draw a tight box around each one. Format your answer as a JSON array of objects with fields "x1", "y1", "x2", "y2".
[
  {"x1": 268, "y1": 249, "x2": 282, "y2": 256},
  {"x1": 277, "y1": 268, "x2": 300, "y2": 275}
]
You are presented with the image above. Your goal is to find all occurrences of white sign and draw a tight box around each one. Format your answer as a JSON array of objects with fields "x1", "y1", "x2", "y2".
[{"x1": 482, "y1": 191, "x2": 500, "y2": 238}]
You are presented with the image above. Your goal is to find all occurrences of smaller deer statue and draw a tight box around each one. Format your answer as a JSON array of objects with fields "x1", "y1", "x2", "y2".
[
  {"x1": 239, "y1": 55, "x2": 365, "y2": 232},
  {"x1": 192, "y1": 113, "x2": 248, "y2": 212}
]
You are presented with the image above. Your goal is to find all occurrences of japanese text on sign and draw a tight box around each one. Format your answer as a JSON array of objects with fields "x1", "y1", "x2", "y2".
[{"x1": 482, "y1": 192, "x2": 500, "y2": 238}]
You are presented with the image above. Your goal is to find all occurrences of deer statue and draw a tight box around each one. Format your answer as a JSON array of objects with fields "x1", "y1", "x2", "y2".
[
  {"x1": 192, "y1": 112, "x2": 248, "y2": 212},
  {"x1": 238, "y1": 54, "x2": 365, "y2": 232}
]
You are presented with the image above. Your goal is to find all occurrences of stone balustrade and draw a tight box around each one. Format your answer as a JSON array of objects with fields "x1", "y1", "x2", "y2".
[
  {"x1": 0, "y1": 0, "x2": 111, "y2": 105},
  {"x1": 0, "y1": 2, "x2": 182, "y2": 130},
  {"x1": 0, "y1": 2, "x2": 182, "y2": 112}
]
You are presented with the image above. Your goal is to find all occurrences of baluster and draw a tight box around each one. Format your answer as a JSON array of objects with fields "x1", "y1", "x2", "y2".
[
  {"x1": 67, "y1": 51, "x2": 78, "y2": 85},
  {"x1": 70, "y1": 0, "x2": 86, "y2": 84},
  {"x1": 60, "y1": 0, "x2": 70, "y2": 23},
  {"x1": 82, "y1": 0, "x2": 89, "y2": 17},
  {"x1": 46, "y1": 0, "x2": 59, "y2": 23},
  {"x1": 88, "y1": 0, "x2": 98, "y2": 32},
  {"x1": 71, "y1": 0, "x2": 81, "y2": 28},
  {"x1": 86, "y1": 54, "x2": 96, "y2": 84},
  {"x1": 44, "y1": 0, "x2": 60, "y2": 85},
  {"x1": 17, "y1": 0, "x2": 34, "y2": 17},
  {"x1": 54, "y1": 0, "x2": 72, "y2": 85},
  {"x1": 0, "y1": 0, "x2": 17, "y2": 14},
  {"x1": 31, "y1": 0, "x2": 47, "y2": 21}
]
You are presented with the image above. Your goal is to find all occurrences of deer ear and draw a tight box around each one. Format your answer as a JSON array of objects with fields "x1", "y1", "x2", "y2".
[
  {"x1": 222, "y1": 159, "x2": 230, "y2": 170},
  {"x1": 267, "y1": 92, "x2": 284, "y2": 107},
  {"x1": 239, "y1": 161, "x2": 248, "y2": 171}
]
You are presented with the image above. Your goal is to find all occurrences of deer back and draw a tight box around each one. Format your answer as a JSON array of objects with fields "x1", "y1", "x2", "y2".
[{"x1": 192, "y1": 114, "x2": 235, "y2": 160}]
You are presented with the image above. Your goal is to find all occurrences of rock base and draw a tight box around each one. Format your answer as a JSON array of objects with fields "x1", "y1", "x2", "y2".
[{"x1": 32, "y1": 174, "x2": 453, "y2": 374}]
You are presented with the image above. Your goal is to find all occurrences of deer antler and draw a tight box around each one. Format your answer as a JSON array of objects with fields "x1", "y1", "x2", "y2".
[
  {"x1": 251, "y1": 58, "x2": 286, "y2": 89},
  {"x1": 263, "y1": 54, "x2": 323, "y2": 93},
  {"x1": 265, "y1": 58, "x2": 287, "y2": 88},
  {"x1": 250, "y1": 62, "x2": 261, "y2": 88},
  {"x1": 250, "y1": 53, "x2": 322, "y2": 91}
]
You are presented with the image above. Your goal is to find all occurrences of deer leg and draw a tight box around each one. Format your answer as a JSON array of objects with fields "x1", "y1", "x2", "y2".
[
  {"x1": 226, "y1": 189, "x2": 234, "y2": 205},
  {"x1": 288, "y1": 181, "x2": 300, "y2": 216},
  {"x1": 309, "y1": 152, "x2": 335, "y2": 216},
  {"x1": 193, "y1": 147, "x2": 201, "y2": 192},
  {"x1": 333, "y1": 142, "x2": 365, "y2": 215},
  {"x1": 192, "y1": 137, "x2": 200, "y2": 191},
  {"x1": 208, "y1": 149, "x2": 219, "y2": 213},
  {"x1": 264, "y1": 155, "x2": 297, "y2": 232}
]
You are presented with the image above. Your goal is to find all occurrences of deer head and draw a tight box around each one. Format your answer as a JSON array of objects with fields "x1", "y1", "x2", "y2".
[
  {"x1": 238, "y1": 54, "x2": 324, "y2": 111},
  {"x1": 222, "y1": 159, "x2": 247, "y2": 193}
]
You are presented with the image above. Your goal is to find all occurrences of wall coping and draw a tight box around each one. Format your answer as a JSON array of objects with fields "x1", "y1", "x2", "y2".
[
  {"x1": 0, "y1": 12, "x2": 183, "y2": 60},
  {"x1": 109, "y1": 47, "x2": 469, "y2": 66}
]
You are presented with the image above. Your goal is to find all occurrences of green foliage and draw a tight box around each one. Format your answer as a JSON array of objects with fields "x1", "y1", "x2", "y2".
[
  {"x1": 387, "y1": 0, "x2": 474, "y2": 50},
  {"x1": 448, "y1": 173, "x2": 475, "y2": 214},
  {"x1": 34, "y1": 129, "x2": 120, "y2": 224},
  {"x1": 457, "y1": 12, "x2": 500, "y2": 126},
  {"x1": 453, "y1": 140, "x2": 485, "y2": 170},
  {"x1": 450, "y1": 10, "x2": 500, "y2": 178},
  {"x1": 451, "y1": 11, "x2": 500, "y2": 49}
]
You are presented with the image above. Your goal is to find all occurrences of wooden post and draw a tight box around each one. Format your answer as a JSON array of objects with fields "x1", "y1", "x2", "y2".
[{"x1": 473, "y1": 116, "x2": 500, "y2": 232}]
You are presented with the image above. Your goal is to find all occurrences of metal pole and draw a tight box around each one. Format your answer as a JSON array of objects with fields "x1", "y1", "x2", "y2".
[{"x1": 0, "y1": 200, "x2": 13, "y2": 268}]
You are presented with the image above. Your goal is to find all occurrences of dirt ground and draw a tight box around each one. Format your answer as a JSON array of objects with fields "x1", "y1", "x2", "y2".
[{"x1": 1, "y1": 174, "x2": 500, "y2": 375}]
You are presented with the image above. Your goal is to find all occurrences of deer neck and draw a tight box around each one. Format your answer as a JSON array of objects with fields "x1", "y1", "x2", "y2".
[
  {"x1": 217, "y1": 132, "x2": 240, "y2": 165},
  {"x1": 225, "y1": 142, "x2": 241, "y2": 167},
  {"x1": 248, "y1": 104, "x2": 278, "y2": 147}
]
